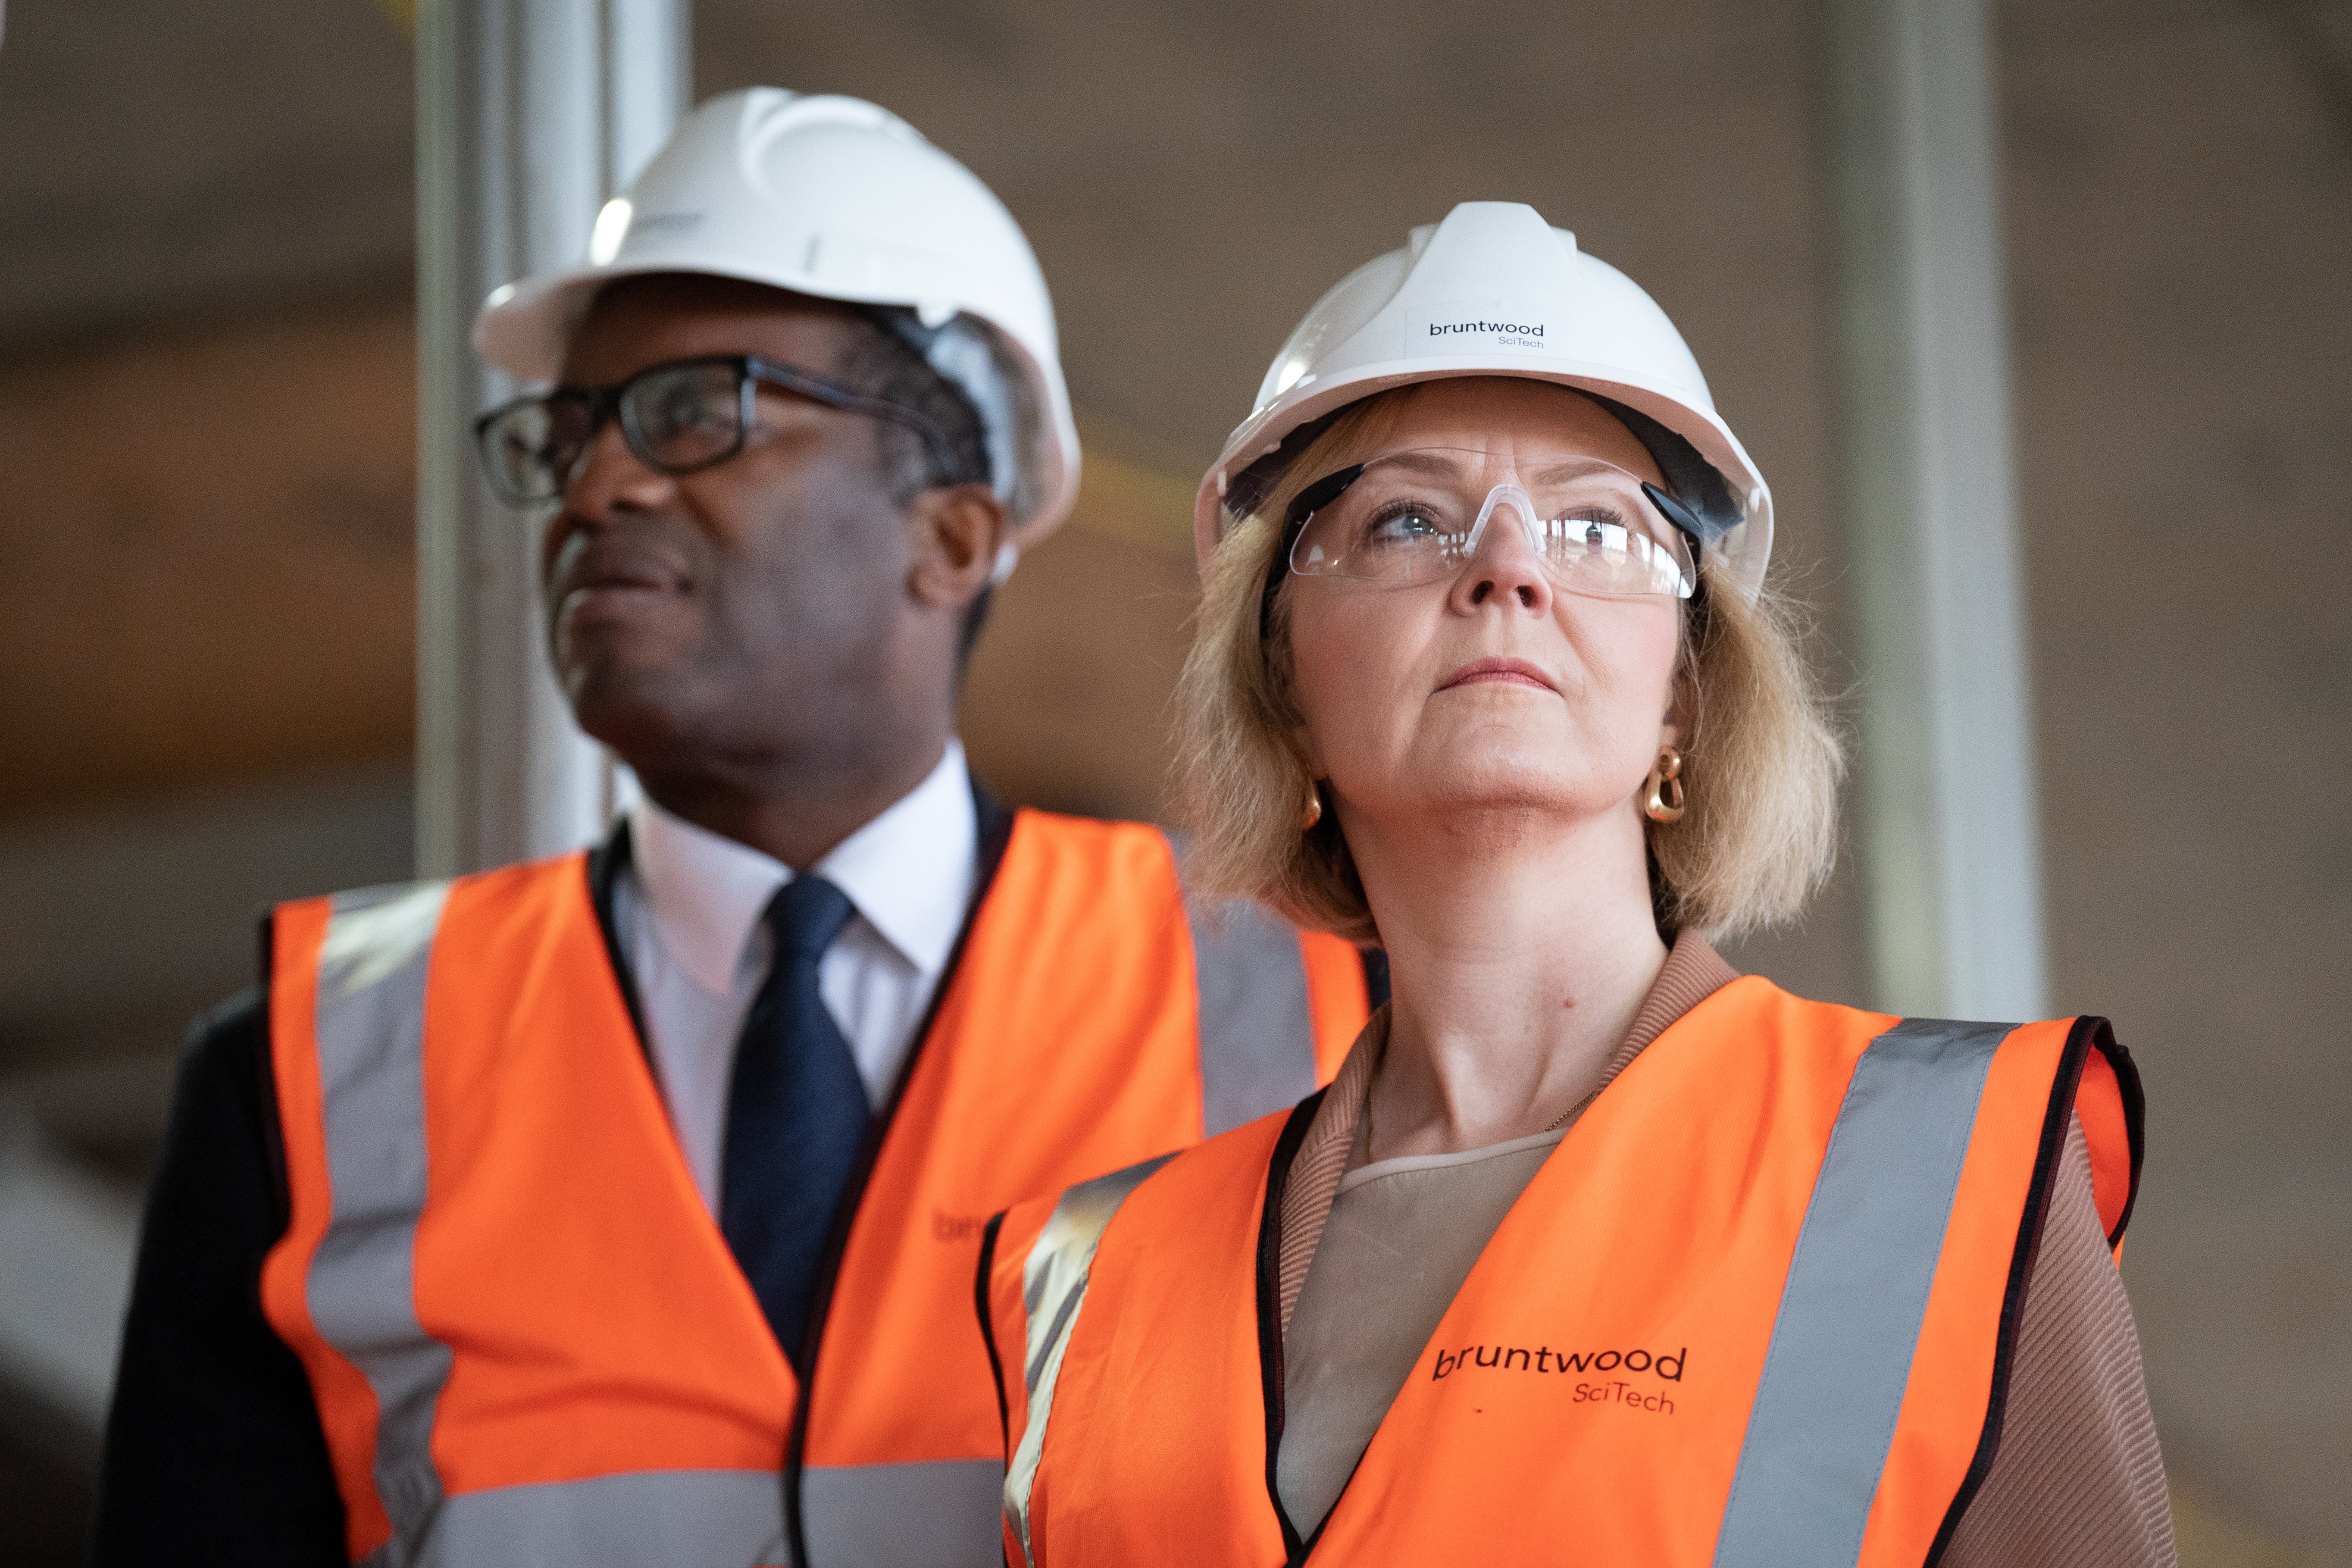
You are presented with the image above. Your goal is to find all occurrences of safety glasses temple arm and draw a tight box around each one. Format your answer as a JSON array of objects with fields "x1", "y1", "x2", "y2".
[
  {"x1": 1260, "y1": 463, "x2": 1368, "y2": 638},
  {"x1": 1640, "y1": 481, "x2": 1710, "y2": 567}
]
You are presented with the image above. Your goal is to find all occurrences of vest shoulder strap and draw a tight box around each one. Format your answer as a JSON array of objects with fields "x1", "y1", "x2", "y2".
[
  {"x1": 984, "y1": 810, "x2": 1366, "y2": 1131},
  {"x1": 994, "y1": 1152, "x2": 1176, "y2": 1566}
]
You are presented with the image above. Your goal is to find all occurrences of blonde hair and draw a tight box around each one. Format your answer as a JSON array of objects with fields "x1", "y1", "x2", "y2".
[{"x1": 1173, "y1": 386, "x2": 1845, "y2": 945}]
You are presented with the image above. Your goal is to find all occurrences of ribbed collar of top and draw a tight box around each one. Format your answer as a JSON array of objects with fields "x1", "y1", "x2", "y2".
[
  {"x1": 627, "y1": 740, "x2": 979, "y2": 995},
  {"x1": 1276, "y1": 928, "x2": 1740, "y2": 1334}
]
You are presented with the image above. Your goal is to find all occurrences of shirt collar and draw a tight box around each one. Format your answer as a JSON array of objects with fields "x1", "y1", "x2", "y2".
[{"x1": 628, "y1": 741, "x2": 978, "y2": 995}]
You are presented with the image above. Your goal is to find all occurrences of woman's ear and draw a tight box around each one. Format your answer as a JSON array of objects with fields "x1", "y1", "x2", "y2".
[
  {"x1": 1293, "y1": 724, "x2": 1327, "y2": 781},
  {"x1": 905, "y1": 483, "x2": 1007, "y2": 612},
  {"x1": 1661, "y1": 620, "x2": 1700, "y2": 751}
]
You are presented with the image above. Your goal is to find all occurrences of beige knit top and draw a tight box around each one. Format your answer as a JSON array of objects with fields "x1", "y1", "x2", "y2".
[{"x1": 1272, "y1": 933, "x2": 2177, "y2": 1564}]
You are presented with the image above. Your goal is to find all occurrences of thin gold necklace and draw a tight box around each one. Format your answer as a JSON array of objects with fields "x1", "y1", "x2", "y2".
[{"x1": 1362, "y1": 1042, "x2": 1604, "y2": 1163}]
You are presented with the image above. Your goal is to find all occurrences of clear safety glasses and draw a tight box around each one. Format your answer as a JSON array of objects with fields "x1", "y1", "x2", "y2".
[
  {"x1": 1282, "y1": 447, "x2": 1700, "y2": 601},
  {"x1": 473, "y1": 354, "x2": 954, "y2": 507}
]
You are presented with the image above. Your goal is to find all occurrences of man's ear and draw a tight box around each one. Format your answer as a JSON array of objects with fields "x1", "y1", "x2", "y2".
[{"x1": 905, "y1": 483, "x2": 1008, "y2": 612}]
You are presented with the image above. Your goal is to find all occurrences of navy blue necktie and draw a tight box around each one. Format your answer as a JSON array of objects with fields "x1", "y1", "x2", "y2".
[{"x1": 720, "y1": 876, "x2": 869, "y2": 1369}]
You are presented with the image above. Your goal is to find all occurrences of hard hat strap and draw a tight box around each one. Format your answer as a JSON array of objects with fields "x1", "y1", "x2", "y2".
[{"x1": 871, "y1": 308, "x2": 1024, "y2": 509}]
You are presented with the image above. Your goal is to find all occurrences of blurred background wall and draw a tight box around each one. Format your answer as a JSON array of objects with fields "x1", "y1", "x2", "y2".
[{"x1": 0, "y1": 1, "x2": 2345, "y2": 1562}]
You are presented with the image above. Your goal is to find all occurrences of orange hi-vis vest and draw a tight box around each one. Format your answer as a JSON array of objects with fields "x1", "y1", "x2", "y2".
[
  {"x1": 259, "y1": 808, "x2": 1370, "y2": 1568},
  {"x1": 982, "y1": 976, "x2": 2144, "y2": 1568}
]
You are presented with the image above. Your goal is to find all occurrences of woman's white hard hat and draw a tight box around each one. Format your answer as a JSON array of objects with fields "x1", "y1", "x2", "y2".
[
  {"x1": 1196, "y1": 201, "x2": 1772, "y2": 600},
  {"x1": 473, "y1": 88, "x2": 1082, "y2": 548}
]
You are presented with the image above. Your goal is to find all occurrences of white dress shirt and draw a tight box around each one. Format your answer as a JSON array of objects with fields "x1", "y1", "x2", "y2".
[{"x1": 609, "y1": 742, "x2": 980, "y2": 1213}]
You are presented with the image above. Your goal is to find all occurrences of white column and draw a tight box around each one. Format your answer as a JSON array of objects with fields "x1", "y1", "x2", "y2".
[
  {"x1": 416, "y1": 0, "x2": 688, "y2": 877},
  {"x1": 1822, "y1": 0, "x2": 2048, "y2": 1020}
]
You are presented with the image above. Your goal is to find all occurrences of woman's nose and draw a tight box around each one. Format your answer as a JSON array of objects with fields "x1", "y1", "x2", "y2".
[{"x1": 1453, "y1": 501, "x2": 1554, "y2": 613}]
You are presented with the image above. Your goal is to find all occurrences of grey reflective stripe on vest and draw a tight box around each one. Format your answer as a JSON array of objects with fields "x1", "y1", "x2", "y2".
[
  {"x1": 310, "y1": 881, "x2": 456, "y2": 1552},
  {"x1": 355, "y1": 1468, "x2": 784, "y2": 1568},
  {"x1": 1004, "y1": 1154, "x2": 1177, "y2": 1568},
  {"x1": 310, "y1": 883, "x2": 799, "y2": 1568},
  {"x1": 803, "y1": 1458, "x2": 1004, "y2": 1567},
  {"x1": 1173, "y1": 844, "x2": 1320, "y2": 1136},
  {"x1": 1710, "y1": 1018, "x2": 2014, "y2": 1568}
]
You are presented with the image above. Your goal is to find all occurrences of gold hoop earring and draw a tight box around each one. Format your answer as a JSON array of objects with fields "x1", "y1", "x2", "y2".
[
  {"x1": 1643, "y1": 748, "x2": 1687, "y2": 824},
  {"x1": 1300, "y1": 779, "x2": 1324, "y2": 832}
]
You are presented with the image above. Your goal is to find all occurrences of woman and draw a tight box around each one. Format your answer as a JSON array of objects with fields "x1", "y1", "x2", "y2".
[{"x1": 979, "y1": 203, "x2": 2173, "y2": 1566}]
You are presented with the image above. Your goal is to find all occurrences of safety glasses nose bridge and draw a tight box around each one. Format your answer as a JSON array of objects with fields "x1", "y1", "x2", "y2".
[{"x1": 1461, "y1": 481, "x2": 1551, "y2": 573}]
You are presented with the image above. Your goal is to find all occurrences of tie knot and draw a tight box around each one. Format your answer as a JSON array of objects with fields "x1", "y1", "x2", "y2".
[{"x1": 764, "y1": 876, "x2": 855, "y2": 963}]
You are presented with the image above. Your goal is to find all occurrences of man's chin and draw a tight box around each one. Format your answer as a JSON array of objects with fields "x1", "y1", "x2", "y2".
[{"x1": 561, "y1": 659, "x2": 713, "y2": 765}]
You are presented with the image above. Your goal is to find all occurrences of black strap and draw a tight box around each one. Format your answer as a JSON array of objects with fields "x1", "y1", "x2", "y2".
[
  {"x1": 585, "y1": 822, "x2": 654, "y2": 1061},
  {"x1": 1255, "y1": 1091, "x2": 1326, "y2": 1560}
]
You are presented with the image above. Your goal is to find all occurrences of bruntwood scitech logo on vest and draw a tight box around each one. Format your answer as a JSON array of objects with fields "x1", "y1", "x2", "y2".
[
  {"x1": 1430, "y1": 1343, "x2": 1687, "y2": 1415},
  {"x1": 1404, "y1": 299, "x2": 1566, "y2": 358}
]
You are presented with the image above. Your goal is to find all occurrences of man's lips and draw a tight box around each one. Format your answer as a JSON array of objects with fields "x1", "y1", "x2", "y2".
[
  {"x1": 560, "y1": 578, "x2": 679, "y2": 620},
  {"x1": 1437, "y1": 656, "x2": 1557, "y2": 693},
  {"x1": 553, "y1": 545, "x2": 688, "y2": 615}
]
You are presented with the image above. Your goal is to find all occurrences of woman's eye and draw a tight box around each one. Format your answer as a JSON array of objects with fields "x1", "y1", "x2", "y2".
[{"x1": 1365, "y1": 507, "x2": 1445, "y2": 545}]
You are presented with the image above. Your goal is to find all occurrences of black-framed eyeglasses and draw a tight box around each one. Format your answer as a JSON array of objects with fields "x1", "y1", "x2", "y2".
[{"x1": 472, "y1": 353, "x2": 956, "y2": 506}]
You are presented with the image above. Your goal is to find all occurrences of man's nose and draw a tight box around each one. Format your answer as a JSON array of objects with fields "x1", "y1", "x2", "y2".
[{"x1": 563, "y1": 418, "x2": 676, "y2": 520}]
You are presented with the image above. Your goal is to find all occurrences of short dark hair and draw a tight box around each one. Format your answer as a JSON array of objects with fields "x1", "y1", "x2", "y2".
[{"x1": 835, "y1": 308, "x2": 998, "y2": 669}]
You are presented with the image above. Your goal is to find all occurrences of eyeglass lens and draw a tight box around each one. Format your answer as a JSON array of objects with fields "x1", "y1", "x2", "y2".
[
  {"x1": 1289, "y1": 450, "x2": 1696, "y2": 599},
  {"x1": 618, "y1": 360, "x2": 749, "y2": 476},
  {"x1": 476, "y1": 358, "x2": 752, "y2": 504}
]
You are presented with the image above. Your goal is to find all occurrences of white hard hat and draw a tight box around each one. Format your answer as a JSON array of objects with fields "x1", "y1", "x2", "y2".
[
  {"x1": 475, "y1": 88, "x2": 1081, "y2": 547},
  {"x1": 1196, "y1": 201, "x2": 1771, "y2": 600}
]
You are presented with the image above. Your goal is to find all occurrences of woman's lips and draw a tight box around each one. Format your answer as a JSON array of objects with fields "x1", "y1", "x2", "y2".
[{"x1": 1438, "y1": 656, "x2": 1557, "y2": 693}]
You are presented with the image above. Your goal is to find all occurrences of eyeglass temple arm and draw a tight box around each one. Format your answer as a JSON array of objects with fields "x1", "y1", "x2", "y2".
[{"x1": 746, "y1": 357, "x2": 960, "y2": 485}]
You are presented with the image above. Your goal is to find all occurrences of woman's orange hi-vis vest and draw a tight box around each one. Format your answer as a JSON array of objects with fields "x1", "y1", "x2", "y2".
[
  {"x1": 981, "y1": 976, "x2": 2142, "y2": 1568},
  {"x1": 259, "y1": 809, "x2": 1369, "y2": 1568}
]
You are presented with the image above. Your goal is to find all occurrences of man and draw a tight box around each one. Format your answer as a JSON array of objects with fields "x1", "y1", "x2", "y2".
[{"x1": 95, "y1": 89, "x2": 1372, "y2": 1568}]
